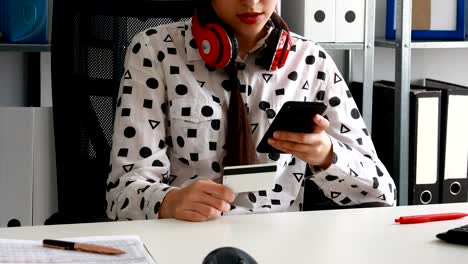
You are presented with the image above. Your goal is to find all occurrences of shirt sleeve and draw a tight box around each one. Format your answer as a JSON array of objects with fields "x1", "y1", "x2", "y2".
[
  {"x1": 308, "y1": 50, "x2": 397, "y2": 206},
  {"x1": 106, "y1": 31, "x2": 177, "y2": 220}
]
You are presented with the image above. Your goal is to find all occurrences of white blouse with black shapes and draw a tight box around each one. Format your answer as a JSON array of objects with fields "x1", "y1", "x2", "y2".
[{"x1": 106, "y1": 20, "x2": 396, "y2": 220}]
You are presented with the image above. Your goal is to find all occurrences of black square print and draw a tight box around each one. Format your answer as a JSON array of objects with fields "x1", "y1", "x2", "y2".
[
  {"x1": 123, "y1": 86, "x2": 132, "y2": 94},
  {"x1": 143, "y1": 99, "x2": 153, "y2": 109},
  {"x1": 209, "y1": 142, "x2": 217, "y2": 151},
  {"x1": 181, "y1": 107, "x2": 191, "y2": 116},
  {"x1": 121, "y1": 108, "x2": 131, "y2": 117},
  {"x1": 190, "y1": 153, "x2": 199, "y2": 161},
  {"x1": 170, "y1": 66, "x2": 180, "y2": 74},
  {"x1": 118, "y1": 148, "x2": 129, "y2": 157},
  {"x1": 187, "y1": 129, "x2": 197, "y2": 138}
]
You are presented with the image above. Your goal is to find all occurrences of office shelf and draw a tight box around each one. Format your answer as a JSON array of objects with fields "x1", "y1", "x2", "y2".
[
  {"x1": 282, "y1": 0, "x2": 376, "y2": 130},
  {"x1": 377, "y1": 0, "x2": 468, "y2": 206},
  {"x1": 0, "y1": 44, "x2": 49, "y2": 106},
  {"x1": 318, "y1": 42, "x2": 365, "y2": 50},
  {"x1": 375, "y1": 38, "x2": 468, "y2": 49},
  {"x1": 0, "y1": 44, "x2": 51, "y2": 53}
]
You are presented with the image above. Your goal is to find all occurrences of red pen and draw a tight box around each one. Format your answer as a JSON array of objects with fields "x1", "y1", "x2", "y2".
[{"x1": 395, "y1": 212, "x2": 468, "y2": 224}]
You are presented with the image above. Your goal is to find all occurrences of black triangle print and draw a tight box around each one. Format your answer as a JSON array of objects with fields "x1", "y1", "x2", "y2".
[
  {"x1": 123, "y1": 164, "x2": 134, "y2": 172},
  {"x1": 124, "y1": 70, "x2": 132, "y2": 79},
  {"x1": 251, "y1": 123, "x2": 259, "y2": 134},
  {"x1": 149, "y1": 120, "x2": 160, "y2": 130},
  {"x1": 350, "y1": 168, "x2": 358, "y2": 177},
  {"x1": 262, "y1": 73, "x2": 273, "y2": 83},
  {"x1": 163, "y1": 34, "x2": 173, "y2": 42},
  {"x1": 334, "y1": 73, "x2": 343, "y2": 84},
  {"x1": 331, "y1": 191, "x2": 341, "y2": 199},
  {"x1": 293, "y1": 173, "x2": 304, "y2": 183},
  {"x1": 302, "y1": 80, "x2": 309, "y2": 90},
  {"x1": 197, "y1": 80, "x2": 206, "y2": 87},
  {"x1": 340, "y1": 124, "x2": 351, "y2": 134},
  {"x1": 378, "y1": 194, "x2": 386, "y2": 201}
]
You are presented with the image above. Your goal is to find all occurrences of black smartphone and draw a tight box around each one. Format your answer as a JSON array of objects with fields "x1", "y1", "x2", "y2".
[{"x1": 256, "y1": 101, "x2": 327, "y2": 153}]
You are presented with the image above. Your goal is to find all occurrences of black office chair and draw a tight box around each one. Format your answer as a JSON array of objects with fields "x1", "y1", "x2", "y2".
[{"x1": 47, "y1": 0, "x2": 194, "y2": 224}]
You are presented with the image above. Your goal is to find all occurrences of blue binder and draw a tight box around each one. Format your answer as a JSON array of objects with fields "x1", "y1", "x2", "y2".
[
  {"x1": 385, "y1": 0, "x2": 466, "y2": 40},
  {"x1": 0, "y1": 0, "x2": 48, "y2": 43}
]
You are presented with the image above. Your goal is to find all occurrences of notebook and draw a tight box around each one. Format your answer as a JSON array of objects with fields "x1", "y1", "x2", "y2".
[{"x1": 0, "y1": 235, "x2": 156, "y2": 264}]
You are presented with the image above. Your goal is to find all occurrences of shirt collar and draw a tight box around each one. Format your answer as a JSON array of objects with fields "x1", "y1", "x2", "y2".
[{"x1": 185, "y1": 19, "x2": 274, "y2": 63}]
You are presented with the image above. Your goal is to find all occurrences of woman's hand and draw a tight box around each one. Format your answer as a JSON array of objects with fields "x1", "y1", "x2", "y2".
[
  {"x1": 268, "y1": 114, "x2": 333, "y2": 169},
  {"x1": 159, "y1": 179, "x2": 235, "y2": 222}
]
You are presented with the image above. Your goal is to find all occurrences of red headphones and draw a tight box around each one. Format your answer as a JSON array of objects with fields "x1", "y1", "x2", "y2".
[{"x1": 192, "y1": 11, "x2": 292, "y2": 71}]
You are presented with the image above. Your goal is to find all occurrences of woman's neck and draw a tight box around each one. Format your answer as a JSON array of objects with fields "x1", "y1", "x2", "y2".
[{"x1": 236, "y1": 27, "x2": 269, "y2": 59}]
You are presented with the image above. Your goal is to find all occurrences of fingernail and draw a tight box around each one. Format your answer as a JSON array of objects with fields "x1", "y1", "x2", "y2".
[
  {"x1": 225, "y1": 203, "x2": 231, "y2": 211},
  {"x1": 273, "y1": 131, "x2": 279, "y2": 138},
  {"x1": 268, "y1": 138, "x2": 275, "y2": 144}
]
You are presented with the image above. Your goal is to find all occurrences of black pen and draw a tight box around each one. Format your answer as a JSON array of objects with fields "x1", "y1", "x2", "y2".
[{"x1": 42, "y1": 239, "x2": 126, "y2": 255}]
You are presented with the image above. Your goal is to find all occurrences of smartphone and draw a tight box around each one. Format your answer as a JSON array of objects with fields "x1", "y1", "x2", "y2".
[{"x1": 256, "y1": 101, "x2": 327, "y2": 153}]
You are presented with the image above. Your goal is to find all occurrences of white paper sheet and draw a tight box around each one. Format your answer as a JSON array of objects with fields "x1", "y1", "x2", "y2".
[{"x1": 0, "y1": 235, "x2": 156, "y2": 264}]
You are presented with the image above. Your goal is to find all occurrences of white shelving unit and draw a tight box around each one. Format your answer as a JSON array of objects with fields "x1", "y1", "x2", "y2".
[
  {"x1": 282, "y1": 0, "x2": 376, "y2": 131},
  {"x1": 0, "y1": 43, "x2": 56, "y2": 226},
  {"x1": 375, "y1": 0, "x2": 468, "y2": 205}
]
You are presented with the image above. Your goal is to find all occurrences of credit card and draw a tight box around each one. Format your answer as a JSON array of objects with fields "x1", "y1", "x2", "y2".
[{"x1": 222, "y1": 163, "x2": 277, "y2": 193}]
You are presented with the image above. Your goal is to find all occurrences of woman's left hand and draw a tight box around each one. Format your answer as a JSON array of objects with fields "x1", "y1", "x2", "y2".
[{"x1": 268, "y1": 114, "x2": 334, "y2": 170}]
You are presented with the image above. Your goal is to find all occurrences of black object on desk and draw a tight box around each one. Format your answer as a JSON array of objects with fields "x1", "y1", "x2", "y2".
[
  {"x1": 203, "y1": 247, "x2": 257, "y2": 264},
  {"x1": 437, "y1": 224, "x2": 468, "y2": 245}
]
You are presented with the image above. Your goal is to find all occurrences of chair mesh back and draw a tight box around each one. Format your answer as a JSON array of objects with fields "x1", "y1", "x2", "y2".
[{"x1": 51, "y1": 0, "x2": 193, "y2": 223}]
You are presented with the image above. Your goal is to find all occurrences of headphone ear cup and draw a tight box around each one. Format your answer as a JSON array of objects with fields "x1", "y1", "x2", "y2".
[
  {"x1": 204, "y1": 23, "x2": 237, "y2": 68},
  {"x1": 192, "y1": 14, "x2": 237, "y2": 68},
  {"x1": 258, "y1": 28, "x2": 291, "y2": 71}
]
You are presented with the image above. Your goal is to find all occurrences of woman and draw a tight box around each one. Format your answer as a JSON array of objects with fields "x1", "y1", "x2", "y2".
[{"x1": 106, "y1": 0, "x2": 396, "y2": 222}]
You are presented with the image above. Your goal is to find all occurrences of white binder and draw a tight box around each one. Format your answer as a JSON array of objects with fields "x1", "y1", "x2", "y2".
[
  {"x1": 281, "y1": 0, "x2": 335, "y2": 43},
  {"x1": 0, "y1": 108, "x2": 34, "y2": 227},
  {"x1": 305, "y1": 0, "x2": 336, "y2": 42},
  {"x1": 32, "y1": 107, "x2": 58, "y2": 226},
  {"x1": 335, "y1": 0, "x2": 365, "y2": 43}
]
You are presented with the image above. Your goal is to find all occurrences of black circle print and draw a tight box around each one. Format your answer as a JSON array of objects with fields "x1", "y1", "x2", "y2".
[
  {"x1": 329, "y1": 97, "x2": 341, "y2": 107},
  {"x1": 351, "y1": 108, "x2": 360, "y2": 119},
  {"x1": 175, "y1": 84, "x2": 188, "y2": 95},
  {"x1": 124, "y1": 127, "x2": 136, "y2": 138},
  {"x1": 316, "y1": 90, "x2": 325, "y2": 101},
  {"x1": 201, "y1": 106, "x2": 214, "y2": 117},
  {"x1": 306, "y1": 55, "x2": 315, "y2": 65},
  {"x1": 212, "y1": 162, "x2": 221, "y2": 173},
  {"x1": 146, "y1": 78, "x2": 159, "y2": 89},
  {"x1": 314, "y1": 10, "x2": 326, "y2": 23},
  {"x1": 259, "y1": 101, "x2": 270, "y2": 111},
  {"x1": 288, "y1": 71, "x2": 298, "y2": 81},
  {"x1": 145, "y1": 29, "x2": 157, "y2": 36},
  {"x1": 139, "y1": 147, "x2": 152, "y2": 158},
  {"x1": 345, "y1": 11, "x2": 356, "y2": 23},
  {"x1": 132, "y1": 43, "x2": 141, "y2": 54}
]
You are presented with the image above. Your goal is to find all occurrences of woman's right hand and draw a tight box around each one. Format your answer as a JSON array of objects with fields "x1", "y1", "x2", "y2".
[{"x1": 159, "y1": 179, "x2": 235, "y2": 222}]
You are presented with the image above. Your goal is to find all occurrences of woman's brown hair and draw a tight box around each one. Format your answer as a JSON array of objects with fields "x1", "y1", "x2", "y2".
[{"x1": 192, "y1": 0, "x2": 258, "y2": 166}]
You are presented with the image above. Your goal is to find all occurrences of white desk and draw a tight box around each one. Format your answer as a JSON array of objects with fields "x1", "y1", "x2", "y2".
[{"x1": 1, "y1": 203, "x2": 468, "y2": 264}]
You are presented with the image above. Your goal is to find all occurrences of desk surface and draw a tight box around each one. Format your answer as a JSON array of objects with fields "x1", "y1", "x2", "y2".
[{"x1": 1, "y1": 203, "x2": 468, "y2": 264}]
